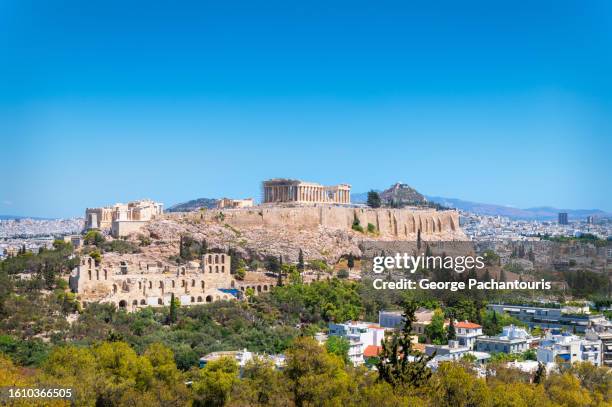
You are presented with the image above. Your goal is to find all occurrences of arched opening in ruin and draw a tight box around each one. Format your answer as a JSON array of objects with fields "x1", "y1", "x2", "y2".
[
  {"x1": 104, "y1": 270, "x2": 108, "y2": 280},
  {"x1": 197, "y1": 296, "x2": 202, "y2": 302},
  {"x1": 159, "y1": 281, "x2": 163, "y2": 288},
  {"x1": 118, "y1": 300, "x2": 127, "y2": 308},
  {"x1": 221, "y1": 254, "x2": 225, "y2": 262},
  {"x1": 209, "y1": 266, "x2": 213, "y2": 273},
  {"x1": 206, "y1": 295, "x2": 213, "y2": 303},
  {"x1": 257, "y1": 285, "x2": 261, "y2": 292},
  {"x1": 263, "y1": 285, "x2": 268, "y2": 291},
  {"x1": 140, "y1": 299, "x2": 146, "y2": 305},
  {"x1": 88, "y1": 270, "x2": 92, "y2": 280},
  {"x1": 113, "y1": 284, "x2": 118, "y2": 294},
  {"x1": 214, "y1": 255, "x2": 219, "y2": 263},
  {"x1": 132, "y1": 300, "x2": 138, "y2": 306},
  {"x1": 231, "y1": 280, "x2": 235, "y2": 288},
  {"x1": 157, "y1": 298, "x2": 163, "y2": 305},
  {"x1": 215, "y1": 266, "x2": 219, "y2": 273},
  {"x1": 191, "y1": 279, "x2": 195, "y2": 287},
  {"x1": 149, "y1": 281, "x2": 153, "y2": 289},
  {"x1": 201, "y1": 281, "x2": 205, "y2": 290},
  {"x1": 221, "y1": 266, "x2": 225, "y2": 273},
  {"x1": 191, "y1": 296, "x2": 195, "y2": 303}
]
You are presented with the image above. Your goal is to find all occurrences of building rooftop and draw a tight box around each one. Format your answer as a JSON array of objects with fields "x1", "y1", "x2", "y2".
[{"x1": 455, "y1": 321, "x2": 482, "y2": 329}]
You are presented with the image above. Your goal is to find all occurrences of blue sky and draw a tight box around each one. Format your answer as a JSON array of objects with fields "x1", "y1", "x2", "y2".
[{"x1": 1, "y1": 0, "x2": 611, "y2": 218}]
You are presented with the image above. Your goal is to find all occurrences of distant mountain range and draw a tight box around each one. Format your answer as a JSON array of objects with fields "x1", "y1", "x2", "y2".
[
  {"x1": 351, "y1": 190, "x2": 610, "y2": 221},
  {"x1": 0, "y1": 215, "x2": 54, "y2": 220}
]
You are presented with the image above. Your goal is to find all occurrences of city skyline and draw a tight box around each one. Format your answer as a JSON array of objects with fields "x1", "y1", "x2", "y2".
[{"x1": 1, "y1": 0, "x2": 611, "y2": 218}]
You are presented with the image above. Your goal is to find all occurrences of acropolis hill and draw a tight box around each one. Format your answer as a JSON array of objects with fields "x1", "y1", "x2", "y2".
[{"x1": 84, "y1": 179, "x2": 466, "y2": 266}]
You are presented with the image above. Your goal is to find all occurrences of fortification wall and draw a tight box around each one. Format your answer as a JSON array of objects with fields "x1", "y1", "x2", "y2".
[{"x1": 171, "y1": 206, "x2": 463, "y2": 240}]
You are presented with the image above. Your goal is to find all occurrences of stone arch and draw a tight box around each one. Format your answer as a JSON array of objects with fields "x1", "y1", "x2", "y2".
[
  {"x1": 88, "y1": 270, "x2": 92, "y2": 280},
  {"x1": 191, "y1": 279, "x2": 195, "y2": 287},
  {"x1": 157, "y1": 298, "x2": 163, "y2": 305},
  {"x1": 132, "y1": 299, "x2": 138, "y2": 306},
  {"x1": 88, "y1": 258, "x2": 92, "y2": 268},
  {"x1": 209, "y1": 266, "x2": 213, "y2": 273},
  {"x1": 118, "y1": 300, "x2": 127, "y2": 308},
  {"x1": 230, "y1": 280, "x2": 235, "y2": 288},
  {"x1": 263, "y1": 285, "x2": 268, "y2": 291},
  {"x1": 206, "y1": 295, "x2": 213, "y2": 303},
  {"x1": 208, "y1": 254, "x2": 213, "y2": 263},
  {"x1": 113, "y1": 284, "x2": 118, "y2": 294},
  {"x1": 437, "y1": 218, "x2": 442, "y2": 233},
  {"x1": 215, "y1": 255, "x2": 219, "y2": 264},
  {"x1": 191, "y1": 296, "x2": 195, "y2": 303},
  {"x1": 221, "y1": 254, "x2": 225, "y2": 262},
  {"x1": 140, "y1": 299, "x2": 146, "y2": 305},
  {"x1": 201, "y1": 281, "x2": 205, "y2": 290},
  {"x1": 172, "y1": 280, "x2": 176, "y2": 288},
  {"x1": 257, "y1": 285, "x2": 261, "y2": 292},
  {"x1": 197, "y1": 296, "x2": 202, "y2": 302},
  {"x1": 222, "y1": 265, "x2": 225, "y2": 273},
  {"x1": 215, "y1": 265, "x2": 219, "y2": 273}
]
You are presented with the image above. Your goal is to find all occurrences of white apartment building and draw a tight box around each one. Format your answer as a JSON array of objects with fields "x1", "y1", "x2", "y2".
[
  {"x1": 455, "y1": 321, "x2": 483, "y2": 349},
  {"x1": 537, "y1": 330, "x2": 602, "y2": 366},
  {"x1": 328, "y1": 321, "x2": 386, "y2": 365}
]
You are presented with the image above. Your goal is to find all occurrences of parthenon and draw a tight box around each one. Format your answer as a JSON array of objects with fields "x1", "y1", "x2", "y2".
[{"x1": 262, "y1": 179, "x2": 351, "y2": 205}]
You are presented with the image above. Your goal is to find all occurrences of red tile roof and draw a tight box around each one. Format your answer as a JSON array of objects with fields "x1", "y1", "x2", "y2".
[
  {"x1": 455, "y1": 321, "x2": 482, "y2": 329},
  {"x1": 364, "y1": 345, "x2": 382, "y2": 358}
]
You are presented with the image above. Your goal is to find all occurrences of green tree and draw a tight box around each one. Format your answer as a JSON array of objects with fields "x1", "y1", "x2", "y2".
[
  {"x1": 284, "y1": 337, "x2": 350, "y2": 407},
  {"x1": 367, "y1": 190, "x2": 382, "y2": 208},
  {"x1": 325, "y1": 336, "x2": 350, "y2": 365},
  {"x1": 377, "y1": 300, "x2": 434, "y2": 388},
  {"x1": 446, "y1": 318, "x2": 456, "y2": 342},
  {"x1": 533, "y1": 362, "x2": 546, "y2": 384},
  {"x1": 193, "y1": 357, "x2": 239, "y2": 407},
  {"x1": 347, "y1": 254, "x2": 354, "y2": 270},
  {"x1": 168, "y1": 293, "x2": 178, "y2": 324},
  {"x1": 425, "y1": 308, "x2": 447, "y2": 344},
  {"x1": 297, "y1": 249, "x2": 304, "y2": 272}
]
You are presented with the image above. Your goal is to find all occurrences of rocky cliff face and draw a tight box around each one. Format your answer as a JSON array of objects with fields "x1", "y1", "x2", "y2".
[{"x1": 128, "y1": 206, "x2": 465, "y2": 265}]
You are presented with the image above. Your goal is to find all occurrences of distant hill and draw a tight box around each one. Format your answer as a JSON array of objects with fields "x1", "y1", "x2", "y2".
[
  {"x1": 166, "y1": 198, "x2": 218, "y2": 212},
  {"x1": 380, "y1": 182, "x2": 427, "y2": 206},
  {"x1": 425, "y1": 196, "x2": 610, "y2": 221}
]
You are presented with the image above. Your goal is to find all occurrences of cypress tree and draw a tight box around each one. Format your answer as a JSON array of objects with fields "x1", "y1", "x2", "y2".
[
  {"x1": 377, "y1": 300, "x2": 434, "y2": 388},
  {"x1": 169, "y1": 293, "x2": 178, "y2": 324},
  {"x1": 533, "y1": 362, "x2": 546, "y2": 384},
  {"x1": 447, "y1": 317, "x2": 456, "y2": 341},
  {"x1": 297, "y1": 249, "x2": 305, "y2": 272}
]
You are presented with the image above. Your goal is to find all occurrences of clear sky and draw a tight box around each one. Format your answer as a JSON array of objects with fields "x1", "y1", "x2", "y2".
[{"x1": 1, "y1": 0, "x2": 611, "y2": 218}]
